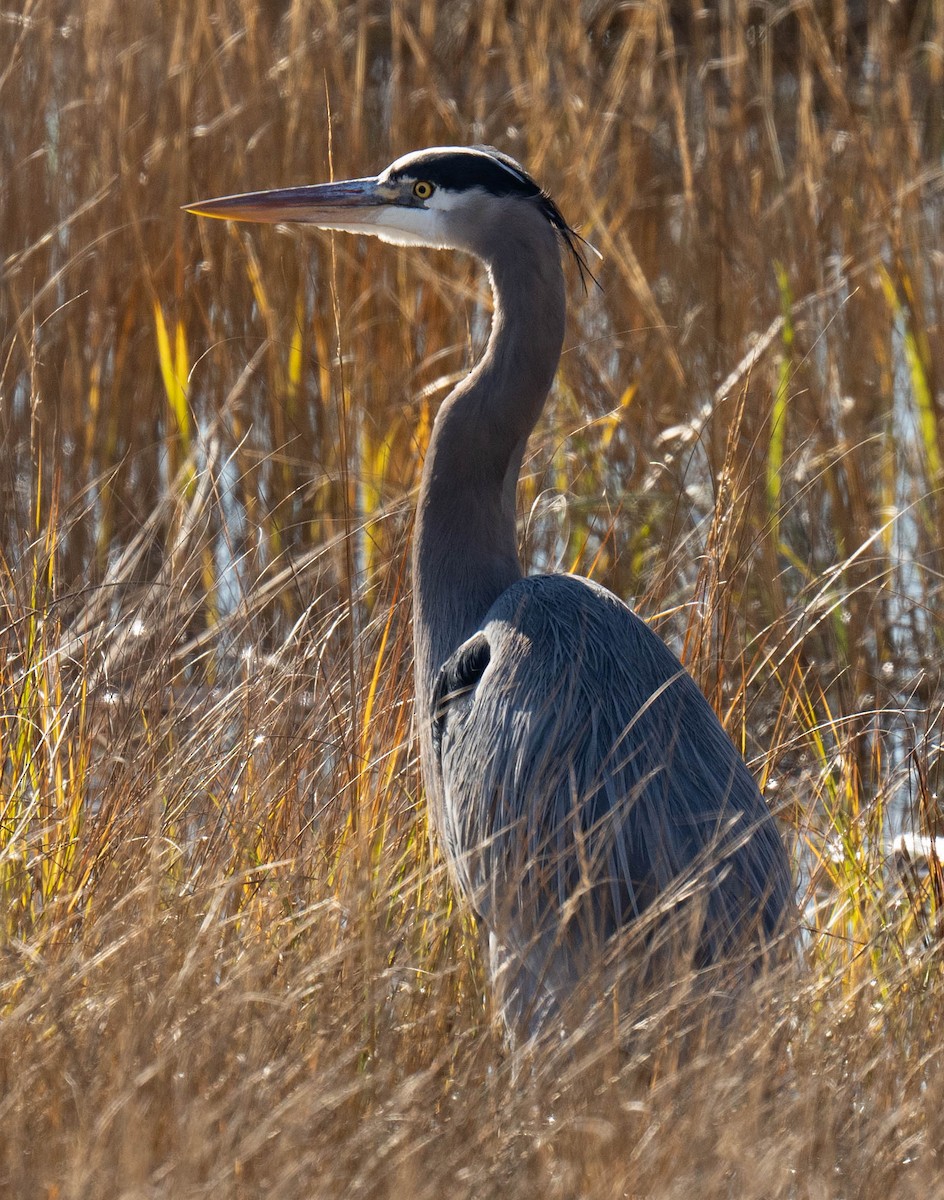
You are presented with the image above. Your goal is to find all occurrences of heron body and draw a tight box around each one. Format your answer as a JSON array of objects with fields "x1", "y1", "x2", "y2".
[{"x1": 187, "y1": 147, "x2": 794, "y2": 1044}]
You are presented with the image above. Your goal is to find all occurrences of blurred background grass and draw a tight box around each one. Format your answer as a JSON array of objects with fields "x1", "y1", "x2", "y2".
[{"x1": 1, "y1": 1, "x2": 943, "y2": 1195}]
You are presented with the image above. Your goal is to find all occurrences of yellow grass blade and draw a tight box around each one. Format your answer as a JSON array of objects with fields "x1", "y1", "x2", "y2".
[
  {"x1": 153, "y1": 301, "x2": 191, "y2": 447},
  {"x1": 767, "y1": 263, "x2": 794, "y2": 542},
  {"x1": 879, "y1": 266, "x2": 942, "y2": 480}
]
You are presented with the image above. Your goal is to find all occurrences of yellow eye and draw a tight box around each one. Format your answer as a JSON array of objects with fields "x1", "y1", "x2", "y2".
[{"x1": 413, "y1": 180, "x2": 434, "y2": 200}]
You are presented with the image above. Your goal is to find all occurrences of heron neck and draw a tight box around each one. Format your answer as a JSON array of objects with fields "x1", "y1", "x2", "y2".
[{"x1": 412, "y1": 227, "x2": 566, "y2": 718}]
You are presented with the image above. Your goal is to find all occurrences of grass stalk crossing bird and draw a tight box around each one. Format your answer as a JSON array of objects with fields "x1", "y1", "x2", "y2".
[{"x1": 186, "y1": 146, "x2": 794, "y2": 1046}]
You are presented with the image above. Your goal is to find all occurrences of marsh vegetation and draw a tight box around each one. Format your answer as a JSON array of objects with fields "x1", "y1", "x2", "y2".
[{"x1": 1, "y1": 1, "x2": 943, "y2": 1195}]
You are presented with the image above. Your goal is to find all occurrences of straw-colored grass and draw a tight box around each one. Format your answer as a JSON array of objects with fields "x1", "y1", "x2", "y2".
[{"x1": 2, "y1": 1, "x2": 943, "y2": 1195}]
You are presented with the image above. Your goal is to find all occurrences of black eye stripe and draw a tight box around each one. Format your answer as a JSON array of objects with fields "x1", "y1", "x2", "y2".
[{"x1": 392, "y1": 151, "x2": 540, "y2": 199}]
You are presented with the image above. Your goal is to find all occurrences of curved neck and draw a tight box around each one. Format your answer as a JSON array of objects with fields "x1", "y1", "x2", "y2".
[{"x1": 412, "y1": 219, "x2": 566, "y2": 718}]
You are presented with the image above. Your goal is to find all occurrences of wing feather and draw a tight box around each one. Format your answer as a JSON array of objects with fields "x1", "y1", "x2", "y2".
[{"x1": 432, "y1": 573, "x2": 793, "y2": 1033}]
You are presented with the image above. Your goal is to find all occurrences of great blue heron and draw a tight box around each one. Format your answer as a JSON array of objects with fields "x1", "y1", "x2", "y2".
[{"x1": 187, "y1": 146, "x2": 794, "y2": 1044}]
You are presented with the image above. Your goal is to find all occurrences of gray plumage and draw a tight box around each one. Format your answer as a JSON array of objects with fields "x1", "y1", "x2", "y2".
[
  {"x1": 187, "y1": 146, "x2": 795, "y2": 1045},
  {"x1": 434, "y1": 576, "x2": 791, "y2": 1036}
]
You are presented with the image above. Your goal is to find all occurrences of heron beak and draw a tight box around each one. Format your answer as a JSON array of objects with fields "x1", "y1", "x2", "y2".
[{"x1": 183, "y1": 178, "x2": 390, "y2": 230}]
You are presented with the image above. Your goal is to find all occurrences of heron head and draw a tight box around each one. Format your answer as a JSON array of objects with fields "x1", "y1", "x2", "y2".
[{"x1": 185, "y1": 145, "x2": 592, "y2": 279}]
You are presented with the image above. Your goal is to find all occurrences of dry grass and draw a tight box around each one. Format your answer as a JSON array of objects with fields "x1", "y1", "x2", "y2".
[{"x1": 2, "y1": 0, "x2": 944, "y2": 1195}]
